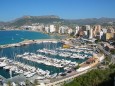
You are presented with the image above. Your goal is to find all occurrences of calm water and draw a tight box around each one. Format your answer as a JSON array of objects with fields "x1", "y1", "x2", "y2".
[
  {"x1": 0, "y1": 30, "x2": 50, "y2": 45},
  {"x1": 0, "y1": 42, "x2": 91, "y2": 79},
  {"x1": 0, "y1": 68, "x2": 17, "y2": 79}
]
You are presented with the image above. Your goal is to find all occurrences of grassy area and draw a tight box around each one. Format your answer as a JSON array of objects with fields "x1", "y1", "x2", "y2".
[{"x1": 64, "y1": 64, "x2": 115, "y2": 86}]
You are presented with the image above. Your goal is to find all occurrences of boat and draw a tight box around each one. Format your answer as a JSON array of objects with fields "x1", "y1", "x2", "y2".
[
  {"x1": 24, "y1": 71, "x2": 31, "y2": 76},
  {"x1": 51, "y1": 73, "x2": 57, "y2": 78},
  {"x1": 3, "y1": 66, "x2": 12, "y2": 71},
  {"x1": 26, "y1": 72, "x2": 36, "y2": 78},
  {"x1": 0, "y1": 62, "x2": 7, "y2": 68},
  {"x1": 36, "y1": 76, "x2": 45, "y2": 80}
]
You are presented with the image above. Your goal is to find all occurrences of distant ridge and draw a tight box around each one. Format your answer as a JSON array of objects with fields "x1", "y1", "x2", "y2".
[
  {"x1": 8, "y1": 15, "x2": 62, "y2": 27},
  {"x1": 64, "y1": 17, "x2": 115, "y2": 25},
  {"x1": 0, "y1": 15, "x2": 115, "y2": 27},
  {"x1": 14, "y1": 15, "x2": 60, "y2": 21}
]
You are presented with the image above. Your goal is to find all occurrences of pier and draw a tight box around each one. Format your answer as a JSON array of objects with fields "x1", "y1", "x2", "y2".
[{"x1": 0, "y1": 39, "x2": 58, "y2": 49}]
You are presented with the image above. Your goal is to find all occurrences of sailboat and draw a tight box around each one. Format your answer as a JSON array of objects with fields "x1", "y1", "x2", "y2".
[
  {"x1": 12, "y1": 37, "x2": 14, "y2": 40},
  {"x1": 9, "y1": 69, "x2": 12, "y2": 78}
]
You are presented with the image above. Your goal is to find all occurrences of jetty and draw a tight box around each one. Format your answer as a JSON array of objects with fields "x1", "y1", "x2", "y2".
[{"x1": 0, "y1": 39, "x2": 58, "y2": 49}]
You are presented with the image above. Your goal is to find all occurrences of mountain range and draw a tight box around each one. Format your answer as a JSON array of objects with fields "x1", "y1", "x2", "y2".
[{"x1": 0, "y1": 15, "x2": 115, "y2": 27}]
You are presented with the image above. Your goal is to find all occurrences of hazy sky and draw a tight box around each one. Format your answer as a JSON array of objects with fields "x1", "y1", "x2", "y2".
[{"x1": 0, "y1": 0, "x2": 115, "y2": 21}]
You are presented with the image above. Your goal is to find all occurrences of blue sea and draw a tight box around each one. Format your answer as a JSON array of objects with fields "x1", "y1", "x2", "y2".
[{"x1": 0, "y1": 30, "x2": 50, "y2": 45}]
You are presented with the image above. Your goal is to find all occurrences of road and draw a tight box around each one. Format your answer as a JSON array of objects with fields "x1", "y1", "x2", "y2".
[{"x1": 97, "y1": 44, "x2": 115, "y2": 64}]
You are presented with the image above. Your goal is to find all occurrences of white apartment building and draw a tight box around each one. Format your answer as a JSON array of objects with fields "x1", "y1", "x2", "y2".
[
  {"x1": 45, "y1": 26, "x2": 50, "y2": 33},
  {"x1": 75, "y1": 26, "x2": 80, "y2": 35},
  {"x1": 68, "y1": 28, "x2": 73, "y2": 34},
  {"x1": 50, "y1": 25, "x2": 56, "y2": 33},
  {"x1": 100, "y1": 30, "x2": 104, "y2": 39},
  {"x1": 89, "y1": 28, "x2": 93, "y2": 39},
  {"x1": 85, "y1": 25, "x2": 91, "y2": 30},
  {"x1": 59, "y1": 26, "x2": 67, "y2": 34},
  {"x1": 102, "y1": 28, "x2": 107, "y2": 33}
]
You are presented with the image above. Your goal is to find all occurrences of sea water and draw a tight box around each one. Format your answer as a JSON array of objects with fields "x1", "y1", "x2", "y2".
[{"x1": 0, "y1": 30, "x2": 50, "y2": 45}]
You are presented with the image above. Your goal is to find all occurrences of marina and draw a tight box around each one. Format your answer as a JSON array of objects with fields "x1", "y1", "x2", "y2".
[
  {"x1": 0, "y1": 30, "x2": 99, "y2": 86},
  {"x1": 0, "y1": 39, "x2": 94, "y2": 81}
]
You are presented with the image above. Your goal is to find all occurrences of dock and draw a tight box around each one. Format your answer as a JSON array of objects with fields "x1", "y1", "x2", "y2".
[{"x1": 0, "y1": 39, "x2": 59, "y2": 49}]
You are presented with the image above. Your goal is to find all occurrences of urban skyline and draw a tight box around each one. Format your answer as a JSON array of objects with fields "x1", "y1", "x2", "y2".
[{"x1": 0, "y1": 0, "x2": 115, "y2": 21}]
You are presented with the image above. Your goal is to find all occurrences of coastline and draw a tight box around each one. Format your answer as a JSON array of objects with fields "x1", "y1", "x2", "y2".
[{"x1": 0, "y1": 30, "x2": 67, "y2": 45}]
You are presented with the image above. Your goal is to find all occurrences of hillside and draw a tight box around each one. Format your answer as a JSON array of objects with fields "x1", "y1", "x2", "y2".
[
  {"x1": 64, "y1": 17, "x2": 115, "y2": 26},
  {"x1": 1, "y1": 15, "x2": 115, "y2": 27},
  {"x1": 8, "y1": 15, "x2": 62, "y2": 27}
]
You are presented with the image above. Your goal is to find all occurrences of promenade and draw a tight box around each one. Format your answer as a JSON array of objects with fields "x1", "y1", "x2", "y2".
[{"x1": 46, "y1": 70, "x2": 88, "y2": 86}]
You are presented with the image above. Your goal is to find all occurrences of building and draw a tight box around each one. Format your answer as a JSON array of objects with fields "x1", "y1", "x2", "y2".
[
  {"x1": 78, "y1": 30, "x2": 85, "y2": 37},
  {"x1": 101, "y1": 33, "x2": 114, "y2": 41},
  {"x1": 100, "y1": 30, "x2": 104, "y2": 39},
  {"x1": 59, "y1": 26, "x2": 66, "y2": 34},
  {"x1": 93, "y1": 25, "x2": 101, "y2": 37},
  {"x1": 102, "y1": 28, "x2": 107, "y2": 33},
  {"x1": 68, "y1": 28, "x2": 73, "y2": 34},
  {"x1": 86, "y1": 57, "x2": 96, "y2": 64},
  {"x1": 75, "y1": 26, "x2": 80, "y2": 35},
  {"x1": 106, "y1": 33, "x2": 114, "y2": 40},
  {"x1": 81, "y1": 25, "x2": 92, "y2": 38},
  {"x1": 89, "y1": 28, "x2": 93, "y2": 39},
  {"x1": 104, "y1": 42, "x2": 114, "y2": 51},
  {"x1": 50, "y1": 25, "x2": 56, "y2": 33},
  {"x1": 107, "y1": 27, "x2": 114, "y2": 33},
  {"x1": 114, "y1": 33, "x2": 115, "y2": 40},
  {"x1": 85, "y1": 25, "x2": 91, "y2": 30},
  {"x1": 22, "y1": 25, "x2": 32, "y2": 30},
  {"x1": 45, "y1": 26, "x2": 50, "y2": 33}
]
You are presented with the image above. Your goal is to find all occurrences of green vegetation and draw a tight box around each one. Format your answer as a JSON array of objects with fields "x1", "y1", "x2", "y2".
[
  {"x1": 104, "y1": 56, "x2": 111, "y2": 65},
  {"x1": 3, "y1": 16, "x2": 115, "y2": 28},
  {"x1": 7, "y1": 81, "x2": 12, "y2": 86},
  {"x1": 110, "y1": 49, "x2": 115, "y2": 54},
  {"x1": 64, "y1": 64, "x2": 115, "y2": 86},
  {"x1": 75, "y1": 64, "x2": 80, "y2": 69},
  {"x1": 95, "y1": 39, "x2": 101, "y2": 43},
  {"x1": 70, "y1": 32, "x2": 75, "y2": 37},
  {"x1": 9, "y1": 17, "x2": 62, "y2": 27}
]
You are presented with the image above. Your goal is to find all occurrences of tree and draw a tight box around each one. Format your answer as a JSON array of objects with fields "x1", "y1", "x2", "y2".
[
  {"x1": 70, "y1": 32, "x2": 75, "y2": 37},
  {"x1": 7, "y1": 81, "x2": 12, "y2": 86},
  {"x1": 64, "y1": 67, "x2": 115, "y2": 86},
  {"x1": 110, "y1": 49, "x2": 115, "y2": 54},
  {"x1": 76, "y1": 64, "x2": 80, "y2": 69},
  {"x1": 95, "y1": 39, "x2": 101, "y2": 43}
]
